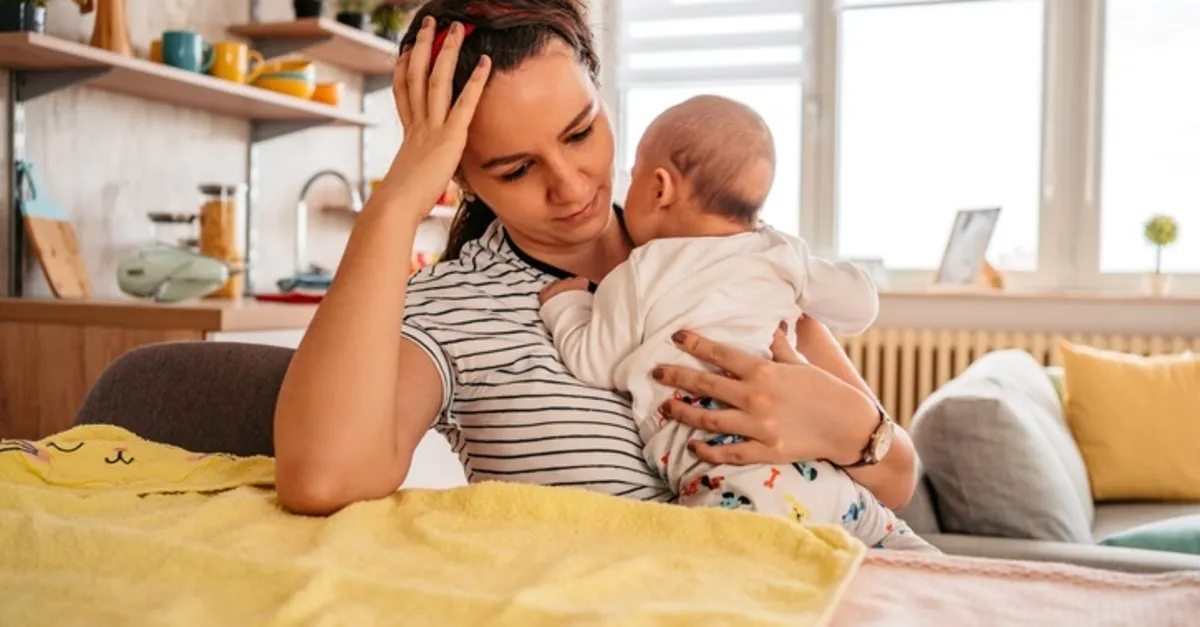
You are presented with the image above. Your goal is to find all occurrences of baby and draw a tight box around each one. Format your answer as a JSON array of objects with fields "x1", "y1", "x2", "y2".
[{"x1": 538, "y1": 95, "x2": 936, "y2": 553}]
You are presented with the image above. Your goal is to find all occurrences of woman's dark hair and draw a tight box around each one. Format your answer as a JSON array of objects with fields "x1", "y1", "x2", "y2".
[{"x1": 398, "y1": 0, "x2": 602, "y2": 260}]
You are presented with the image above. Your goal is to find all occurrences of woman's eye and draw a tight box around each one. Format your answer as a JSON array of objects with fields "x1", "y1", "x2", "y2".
[
  {"x1": 567, "y1": 125, "x2": 595, "y2": 144},
  {"x1": 501, "y1": 163, "x2": 531, "y2": 182}
]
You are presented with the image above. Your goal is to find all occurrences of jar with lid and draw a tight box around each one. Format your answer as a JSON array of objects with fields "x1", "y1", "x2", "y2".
[{"x1": 198, "y1": 183, "x2": 247, "y2": 299}]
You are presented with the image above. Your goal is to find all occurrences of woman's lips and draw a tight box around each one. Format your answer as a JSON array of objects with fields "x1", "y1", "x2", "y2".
[{"x1": 556, "y1": 194, "x2": 598, "y2": 224}]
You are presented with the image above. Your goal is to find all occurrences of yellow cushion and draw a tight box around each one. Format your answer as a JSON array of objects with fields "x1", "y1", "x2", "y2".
[{"x1": 1058, "y1": 340, "x2": 1200, "y2": 502}]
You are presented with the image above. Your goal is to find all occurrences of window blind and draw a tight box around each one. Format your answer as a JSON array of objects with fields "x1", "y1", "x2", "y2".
[{"x1": 617, "y1": 0, "x2": 806, "y2": 86}]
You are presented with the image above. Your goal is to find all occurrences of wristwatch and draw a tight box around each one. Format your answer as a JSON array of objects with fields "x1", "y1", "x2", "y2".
[{"x1": 841, "y1": 401, "x2": 896, "y2": 468}]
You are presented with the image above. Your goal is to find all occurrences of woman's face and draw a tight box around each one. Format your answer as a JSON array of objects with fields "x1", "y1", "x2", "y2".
[{"x1": 459, "y1": 39, "x2": 615, "y2": 250}]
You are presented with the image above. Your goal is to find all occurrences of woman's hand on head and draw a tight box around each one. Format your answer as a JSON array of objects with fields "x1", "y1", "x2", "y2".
[
  {"x1": 653, "y1": 325, "x2": 877, "y2": 467},
  {"x1": 384, "y1": 17, "x2": 491, "y2": 220}
]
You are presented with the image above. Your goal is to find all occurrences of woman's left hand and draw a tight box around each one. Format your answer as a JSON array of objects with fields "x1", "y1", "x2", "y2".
[{"x1": 653, "y1": 326, "x2": 876, "y2": 467}]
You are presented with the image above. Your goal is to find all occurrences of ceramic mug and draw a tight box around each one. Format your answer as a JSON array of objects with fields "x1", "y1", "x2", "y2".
[
  {"x1": 149, "y1": 39, "x2": 163, "y2": 63},
  {"x1": 162, "y1": 30, "x2": 213, "y2": 73},
  {"x1": 210, "y1": 41, "x2": 265, "y2": 83},
  {"x1": 312, "y1": 82, "x2": 343, "y2": 106}
]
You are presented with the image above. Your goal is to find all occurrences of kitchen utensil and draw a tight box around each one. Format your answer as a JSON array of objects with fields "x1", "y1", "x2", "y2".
[
  {"x1": 116, "y1": 246, "x2": 229, "y2": 303},
  {"x1": 210, "y1": 41, "x2": 265, "y2": 83},
  {"x1": 71, "y1": 0, "x2": 132, "y2": 56},
  {"x1": 198, "y1": 183, "x2": 247, "y2": 299},
  {"x1": 15, "y1": 160, "x2": 92, "y2": 299},
  {"x1": 163, "y1": 30, "x2": 213, "y2": 73},
  {"x1": 312, "y1": 81, "x2": 343, "y2": 106}
]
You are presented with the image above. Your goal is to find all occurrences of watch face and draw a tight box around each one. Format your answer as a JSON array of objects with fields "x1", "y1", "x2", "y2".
[{"x1": 872, "y1": 420, "x2": 895, "y2": 461}]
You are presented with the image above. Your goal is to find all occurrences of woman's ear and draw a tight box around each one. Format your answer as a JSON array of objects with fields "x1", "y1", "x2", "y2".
[{"x1": 653, "y1": 167, "x2": 676, "y2": 210}]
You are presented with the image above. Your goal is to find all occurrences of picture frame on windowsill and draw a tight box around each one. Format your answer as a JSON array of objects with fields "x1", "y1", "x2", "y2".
[{"x1": 932, "y1": 207, "x2": 1003, "y2": 290}]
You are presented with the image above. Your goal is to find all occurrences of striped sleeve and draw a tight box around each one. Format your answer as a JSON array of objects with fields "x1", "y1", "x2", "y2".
[{"x1": 401, "y1": 321, "x2": 456, "y2": 429}]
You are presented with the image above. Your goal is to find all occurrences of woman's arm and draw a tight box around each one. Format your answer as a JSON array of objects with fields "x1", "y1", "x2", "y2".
[
  {"x1": 274, "y1": 19, "x2": 490, "y2": 515},
  {"x1": 652, "y1": 326, "x2": 918, "y2": 511},
  {"x1": 790, "y1": 315, "x2": 917, "y2": 509}
]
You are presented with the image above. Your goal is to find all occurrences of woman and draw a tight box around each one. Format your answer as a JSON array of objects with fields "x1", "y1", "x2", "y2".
[{"x1": 273, "y1": 0, "x2": 917, "y2": 516}]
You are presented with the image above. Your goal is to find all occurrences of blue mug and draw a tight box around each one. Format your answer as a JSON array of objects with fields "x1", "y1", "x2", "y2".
[{"x1": 162, "y1": 30, "x2": 213, "y2": 73}]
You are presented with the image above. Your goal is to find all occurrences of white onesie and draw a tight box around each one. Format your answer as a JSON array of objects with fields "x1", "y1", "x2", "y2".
[{"x1": 539, "y1": 227, "x2": 936, "y2": 552}]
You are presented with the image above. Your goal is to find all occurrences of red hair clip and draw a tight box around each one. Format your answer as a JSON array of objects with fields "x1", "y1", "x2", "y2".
[{"x1": 431, "y1": 22, "x2": 477, "y2": 60}]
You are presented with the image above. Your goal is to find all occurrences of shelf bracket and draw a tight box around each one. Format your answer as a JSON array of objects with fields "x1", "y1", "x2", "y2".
[
  {"x1": 364, "y1": 73, "x2": 392, "y2": 94},
  {"x1": 253, "y1": 37, "x2": 332, "y2": 61},
  {"x1": 14, "y1": 68, "x2": 111, "y2": 103},
  {"x1": 251, "y1": 120, "x2": 327, "y2": 143}
]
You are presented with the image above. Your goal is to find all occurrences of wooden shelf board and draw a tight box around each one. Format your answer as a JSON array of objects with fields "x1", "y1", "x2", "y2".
[
  {"x1": 0, "y1": 33, "x2": 371, "y2": 127},
  {"x1": 228, "y1": 18, "x2": 396, "y2": 76}
]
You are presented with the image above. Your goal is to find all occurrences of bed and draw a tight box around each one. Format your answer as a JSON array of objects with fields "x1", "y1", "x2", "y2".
[
  {"x1": 4, "y1": 424, "x2": 1198, "y2": 627},
  {"x1": 5, "y1": 341, "x2": 1185, "y2": 626}
]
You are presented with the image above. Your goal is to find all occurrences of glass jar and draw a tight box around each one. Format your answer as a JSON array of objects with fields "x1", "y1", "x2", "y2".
[{"x1": 197, "y1": 183, "x2": 247, "y2": 299}]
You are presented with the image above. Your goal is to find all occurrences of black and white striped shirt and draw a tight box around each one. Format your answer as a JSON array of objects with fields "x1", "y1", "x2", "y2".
[{"x1": 402, "y1": 218, "x2": 672, "y2": 502}]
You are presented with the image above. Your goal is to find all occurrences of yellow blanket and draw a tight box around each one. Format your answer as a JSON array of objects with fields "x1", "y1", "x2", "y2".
[{"x1": 1, "y1": 426, "x2": 865, "y2": 626}]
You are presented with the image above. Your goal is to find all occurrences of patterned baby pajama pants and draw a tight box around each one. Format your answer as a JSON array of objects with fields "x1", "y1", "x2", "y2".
[{"x1": 645, "y1": 401, "x2": 939, "y2": 553}]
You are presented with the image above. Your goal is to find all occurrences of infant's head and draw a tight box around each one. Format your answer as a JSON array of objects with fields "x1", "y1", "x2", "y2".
[{"x1": 623, "y1": 95, "x2": 776, "y2": 245}]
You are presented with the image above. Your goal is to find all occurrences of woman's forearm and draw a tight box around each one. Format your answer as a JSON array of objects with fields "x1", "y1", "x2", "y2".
[
  {"x1": 273, "y1": 186, "x2": 426, "y2": 512},
  {"x1": 793, "y1": 315, "x2": 918, "y2": 509}
]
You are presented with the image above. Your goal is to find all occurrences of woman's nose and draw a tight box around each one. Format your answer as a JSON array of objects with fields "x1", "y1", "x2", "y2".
[{"x1": 546, "y1": 162, "x2": 590, "y2": 205}]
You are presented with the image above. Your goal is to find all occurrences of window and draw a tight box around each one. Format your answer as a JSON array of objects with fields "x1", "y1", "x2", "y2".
[
  {"x1": 605, "y1": 0, "x2": 1200, "y2": 293},
  {"x1": 614, "y1": 0, "x2": 805, "y2": 235},
  {"x1": 836, "y1": 0, "x2": 1045, "y2": 271},
  {"x1": 1098, "y1": 0, "x2": 1200, "y2": 274}
]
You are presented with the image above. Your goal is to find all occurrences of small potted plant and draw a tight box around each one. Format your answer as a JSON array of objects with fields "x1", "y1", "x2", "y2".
[
  {"x1": 371, "y1": 1, "x2": 410, "y2": 43},
  {"x1": 293, "y1": 0, "x2": 324, "y2": 19},
  {"x1": 0, "y1": 0, "x2": 47, "y2": 34},
  {"x1": 336, "y1": 0, "x2": 372, "y2": 31},
  {"x1": 1143, "y1": 213, "x2": 1179, "y2": 296}
]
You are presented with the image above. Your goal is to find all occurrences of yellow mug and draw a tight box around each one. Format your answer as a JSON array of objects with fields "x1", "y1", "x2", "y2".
[
  {"x1": 210, "y1": 41, "x2": 265, "y2": 83},
  {"x1": 149, "y1": 39, "x2": 163, "y2": 63}
]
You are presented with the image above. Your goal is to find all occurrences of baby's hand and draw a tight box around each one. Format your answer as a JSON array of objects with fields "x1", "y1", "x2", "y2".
[{"x1": 539, "y1": 277, "x2": 590, "y2": 305}]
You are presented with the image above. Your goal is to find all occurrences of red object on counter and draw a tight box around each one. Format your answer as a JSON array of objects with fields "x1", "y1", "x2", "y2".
[{"x1": 254, "y1": 292, "x2": 324, "y2": 304}]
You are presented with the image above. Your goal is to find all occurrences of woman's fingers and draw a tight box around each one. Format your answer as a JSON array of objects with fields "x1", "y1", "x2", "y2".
[
  {"x1": 406, "y1": 16, "x2": 436, "y2": 122},
  {"x1": 393, "y1": 51, "x2": 413, "y2": 128},
  {"x1": 661, "y1": 401, "x2": 769, "y2": 442},
  {"x1": 447, "y1": 55, "x2": 492, "y2": 130},
  {"x1": 688, "y1": 439, "x2": 780, "y2": 466},
  {"x1": 427, "y1": 21, "x2": 464, "y2": 123},
  {"x1": 671, "y1": 331, "x2": 766, "y2": 381},
  {"x1": 653, "y1": 364, "x2": 749, "y2": 410}
]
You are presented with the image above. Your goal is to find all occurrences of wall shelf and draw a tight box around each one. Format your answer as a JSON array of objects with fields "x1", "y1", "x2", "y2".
[
  {"x1": 228, "y1": 18, "x2": 396, "y2": 92},
  {"x1": 0, "y1": 33, "x2": 371, "y2": 129}
]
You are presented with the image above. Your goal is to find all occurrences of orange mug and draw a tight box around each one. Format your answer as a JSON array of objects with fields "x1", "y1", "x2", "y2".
[
  {"x1": 149, "y1": 39, "x2": 163, "y2": 63},
  {"x1": 312, "y1": 82, "x2": 343, "y2": 106}
]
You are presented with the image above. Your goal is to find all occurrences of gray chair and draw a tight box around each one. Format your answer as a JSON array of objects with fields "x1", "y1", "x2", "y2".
[{"x1": 74, "y1": 341, "x2": 290, "y2": 458}]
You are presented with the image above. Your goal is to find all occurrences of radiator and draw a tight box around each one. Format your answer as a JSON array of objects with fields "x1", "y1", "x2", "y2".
[{"x1": 840, "y1": 328, "x2": 1200, "y2": 428}]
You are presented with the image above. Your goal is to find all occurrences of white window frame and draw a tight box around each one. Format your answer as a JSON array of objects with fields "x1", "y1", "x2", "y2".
[{"x1": 604, "y1": 0, "x2": 1200, "y2": 295}]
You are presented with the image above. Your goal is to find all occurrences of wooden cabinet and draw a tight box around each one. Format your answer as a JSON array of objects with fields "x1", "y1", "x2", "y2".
[{"x1": 0, "y1": 297, "x2": 315, "y2": 440}]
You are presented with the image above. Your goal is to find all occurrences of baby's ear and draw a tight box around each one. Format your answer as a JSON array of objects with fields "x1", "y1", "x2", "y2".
[{"x1": 653, "y1": 167, "x2": 676, "y2": 209}]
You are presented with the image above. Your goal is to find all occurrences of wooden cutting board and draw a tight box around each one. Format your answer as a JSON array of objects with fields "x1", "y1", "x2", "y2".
[{"x1": 16, "y1": 162, "x2": 92, "y2": 299}]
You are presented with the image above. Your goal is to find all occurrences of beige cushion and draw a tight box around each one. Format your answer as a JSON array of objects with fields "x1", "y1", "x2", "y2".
[{"x1": 911, "y1": 349, "x2": 1095, "y2": 543}]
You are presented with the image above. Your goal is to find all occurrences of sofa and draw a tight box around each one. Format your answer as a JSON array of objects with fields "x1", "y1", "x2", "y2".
[
  {"x1": 896, "y1": 348, "x2": 1200, "y2": 573},
  {"x1": 74, "y1": 342, "x2": 1200, "y2": 573}
]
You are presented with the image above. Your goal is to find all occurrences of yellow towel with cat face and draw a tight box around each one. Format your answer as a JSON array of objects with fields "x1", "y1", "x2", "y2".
[{"x1": 0, "y1": 425, "x2": 865, "y2": 627}]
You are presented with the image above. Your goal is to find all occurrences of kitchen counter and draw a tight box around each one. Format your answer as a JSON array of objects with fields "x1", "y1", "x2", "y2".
[
  {"x1": 0, "y1": 296, "x2": 316, "y2": 440},
  {"x1": 0, "y1": 297, "x2": 317, "y2": 332}
]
